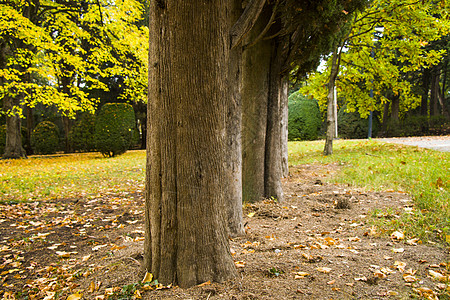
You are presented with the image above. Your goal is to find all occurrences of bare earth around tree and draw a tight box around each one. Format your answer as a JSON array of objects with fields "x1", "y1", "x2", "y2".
[{"x1": 0, "y1": 164, "x2": 448, "y2": 299}]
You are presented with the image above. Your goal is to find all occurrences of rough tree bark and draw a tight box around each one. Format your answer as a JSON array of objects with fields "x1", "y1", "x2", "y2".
[
  {"x1": 226, "y1": 0, "x2": 245, "y2": 237},
  {"x1": 144, "y1": 0, "x2": 237, "y2": 288},
  {"x1": 264, "y1": 38, "x2": 287, "y2": 202},
  {"x1": 241, "y1": 7, "x2": 272, "y2": 203},
  {"x1": 280, "y1": 79, "x2": 289, "y2": 178},
  {"x1": 241, "y1": 8, "x2": 288, "y2": 202}
]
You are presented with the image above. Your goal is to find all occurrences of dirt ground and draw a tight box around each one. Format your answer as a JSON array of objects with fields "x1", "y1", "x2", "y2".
[{"x1": 0, "y1": 164, "x2": 449, "y2": 299}]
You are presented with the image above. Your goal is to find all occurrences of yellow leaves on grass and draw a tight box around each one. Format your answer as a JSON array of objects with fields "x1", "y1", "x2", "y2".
[{"x1": 66, "y1": 292, "x2": 82, "y2": 300}]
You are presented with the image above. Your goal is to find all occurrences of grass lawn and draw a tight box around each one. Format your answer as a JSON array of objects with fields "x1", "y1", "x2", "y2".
[
  {"x1": 289, "y1": 139, "x2": 449, "y2": 243},
  {"x1": 1, "y1": 140, "x2": 448, "y2": 243},
  {"x1": 0, "y1": 150, "x2": 146, "y2": 203}
]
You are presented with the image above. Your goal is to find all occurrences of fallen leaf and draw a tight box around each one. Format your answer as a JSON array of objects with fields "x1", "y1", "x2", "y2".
[
  {"x1": 373, "y1": 270, "x2": 387, "y2": 279},
  {"x1": 394, "y1": 261, "x2": 407, "y2": 272},
  {"x1": 247, "y1": 212, "x2": 255, "y2": 218},
  {"x1": 327, "y1": 280, "x2": 336, "y2": 285},
  {"x1": 387, "y1": 291, "x2": 398, "y2": 296},
  {"x1": 92, "y1": 244, "x2": 108, "y2": 251},
  {"x1": 197, "y1": 281, "x2": 211, "y2": 287},
  {"x1": 390, "y1": 231, "x2": 404, "y2": 240},
  {"x1": 403, "y1": 274, "x2": 417, "y2": 282},
  {"x1": 316, "y1": 267, "x2": 332, "y2": 273},
  {"x1": 392, "y1": 247, "x2": 404, "y2": 253},
  {"x1": 142, "y1": 272, "x2": 153, "y2": 283},
  {"x1": 82, "y1": 254, "x2": 92, "y2": 262},
  {"x1": 234, "y1": 261, "x2": 246, "y2": 268},
  {"x1": 429, "y1": 270, "x2": 446, "y2": 282},
  {"x1": 406, "y1": 238, "x2": 420, "y2": 245},
  {"x1": 354, "y1": 276, "x2": 367, "y2": 282},
  {"x1": 294, "y1": 271, "x2": 309, "y2": 279},
  {"x1": 348, "y1": 236, "x2": 360, "y2": 242},
  {"x1": 67, "y1": 293, "x2": 82, "y2": 300}
]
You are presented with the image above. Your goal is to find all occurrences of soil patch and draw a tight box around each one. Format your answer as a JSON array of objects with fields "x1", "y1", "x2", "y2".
[{"x1": 0, "y1": 164, "x2": 448, "y2": 299}]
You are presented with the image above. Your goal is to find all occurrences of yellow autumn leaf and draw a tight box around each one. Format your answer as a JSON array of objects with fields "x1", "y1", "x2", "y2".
[
  {"x1": 390, "y1": 231, "x2": 404, "y2": 240},
  {"x1": 142, "y1": 272, "x2": 153, "y2": 283},
  {"x1": 67, "y1": 293, "x2": 82, "y2": 300},
  {"x1": 247, "y1": 212, "x2": 255, "y2": 218},
  {"x1": 429, "y1": 270, "x2": 446, "y2": 282}
]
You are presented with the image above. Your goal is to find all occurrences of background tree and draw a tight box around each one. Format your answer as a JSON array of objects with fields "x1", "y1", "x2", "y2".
[{"x1": 302, "y1": 0, "x2": 449, "y2": 144}]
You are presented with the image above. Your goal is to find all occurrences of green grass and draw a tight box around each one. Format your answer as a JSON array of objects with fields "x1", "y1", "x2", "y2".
[
  {"x1": 1, "y1": 141, "x2": 448, "y2": 243},
  {"x1": 0, "y1": 150, "x2": 146, "y2": 202},
  {"x1": 289, "y1": 139, "x2": 449, "y2": 243}
]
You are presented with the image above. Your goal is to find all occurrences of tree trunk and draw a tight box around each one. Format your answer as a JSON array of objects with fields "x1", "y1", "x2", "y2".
[
  {"x1": 145, "y1": 0, "x2": 237, "y2": 288},
  {"x1": 264, "y1": 39, "x2": 286, "y2": 202},
  {"x1": 324, "y1": 49, "x2": 339, "y2": 156},
  {"x1": 280, "y1": 79, "x2": 289, "y2": 178},
  {"x1": 430, "y1": 65, "x2": 440, "y2": 117},
  {"x1": 3, "y1": 96, "x2": 26, "y2": 159},
  {"x1": 391, "y1": 95, "x2": 400, "y2": 122},
  {"x1": 421, "y1": 68, "x2": 431, "y2": 116},
  {"x1": 241, "y1": 7, "x2": 272, "y2": 203},
  {"x1": 25, "y1": 106, "x2": 33, "y2": 155},
  {"x1": 226, "y1": 0, "x2": 245, "y2": 238},
  {"x1": 381, "y1": 101, "x2": 390, "y2": 136}
]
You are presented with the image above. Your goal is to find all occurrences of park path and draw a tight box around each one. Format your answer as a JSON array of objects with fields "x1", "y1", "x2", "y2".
[{"x1": 376, "y1": 135, "x2": 450, "y2": 152}]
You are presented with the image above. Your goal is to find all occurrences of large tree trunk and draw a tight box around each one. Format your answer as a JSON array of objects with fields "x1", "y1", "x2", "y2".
[
  {"x1": 264, "y1": 39, "x2": 286, "y2": 202},
  {"x1": 241, "y1": 8, "x2": 272, "y2": 203},
  {"x1": 3, "y1": 96, "x2": 26, "y2": 159},
  {"x1": 241, "y1": 5, "x2": 287, "y2": 202},
  {"x1": 324, "y1": 49, "x2": 339, "y2": 156},
  {"x1": 144, "y1": 0, "x2": 237, "y2": 288},
  {"x1": 226, "y1": 0, "x2": 245, "y2": 238}
]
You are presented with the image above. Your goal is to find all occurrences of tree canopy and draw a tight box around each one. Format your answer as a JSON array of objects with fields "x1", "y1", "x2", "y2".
[{"x1": 301, "y1": 0, "x2": 450, "y2": 119}]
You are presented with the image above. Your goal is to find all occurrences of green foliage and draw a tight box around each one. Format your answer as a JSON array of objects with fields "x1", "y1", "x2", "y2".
[
  {"x1": 69, "y1": 113, "x2": 96, "y2": 152},
  {"x1": 385, "y1": 115, "x2": 448, "y2": 137},
  {"x1": 302, "y1": 0, "x2": 450, "y2": 119},
  {"x1": 31, "y1": 121, "x2": 60, "y2": 155},
  {"x1": 94, "y1": 103, "x2": 136, "y2": 157},
  {"x1": 288, "y1": 92, "x2": 322, "y2": 141},
  {"x1": 337, "y1": 105, "x2": 380, "y2": 139}
]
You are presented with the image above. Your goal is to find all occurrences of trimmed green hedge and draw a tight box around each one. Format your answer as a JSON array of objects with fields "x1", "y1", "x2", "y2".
[
  {"x1": 94, "y1": 103, "x2": 136, "y2": 157},
  {"x1": 69, "y1": 113, "x2": 96, "y2": 152},
  {"x1": 31, "y1": 121, "x2": 60, "y2": 155},
  {"x1": 288, "y1": 92, "x2": 322, "y2": 141}
]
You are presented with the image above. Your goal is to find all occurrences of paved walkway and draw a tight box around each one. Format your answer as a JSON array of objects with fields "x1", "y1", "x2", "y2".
[{"x1": 376, "y1": 135, "x2": 450, "y2": 152}]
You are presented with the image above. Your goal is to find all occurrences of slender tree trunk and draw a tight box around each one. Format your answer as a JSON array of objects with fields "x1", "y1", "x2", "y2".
[
  {"x1": 381, "y1": 101, "x2": 390, "y2": 136},
  {"x1": 324, "y1": 49, "x2": 339, "y2": 156},
  {"x1": 280, "y1": 79, "x2": 289, "y2": 178},
  {"x1": 421, "y1": 68, "x2": 431, "y2": 116},
  {"x1": 25, "y1": 106, "x2": 33, "y2": 155},
  {"x1": 430, "y1": 65, "x2": 440, "y2": 117},
  {"x1": 226, "y1": 0, "x2": 245, "y2": 237},
  {"x1": 391, "y1": 95, "x2": 400, "y2": 122},
  {"x1": 145, "y1": 0, "x2": 237, "y2": 288},
  {"x1": 241, "y1": 7, "x2": 272, "y2": 203}
]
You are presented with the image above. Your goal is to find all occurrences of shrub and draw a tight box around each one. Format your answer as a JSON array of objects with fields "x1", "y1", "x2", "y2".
[
  {"x1": 288, "y1": 92, "x2": 322, "y2": 141},
  {"x1": 337, "y1": 105, "x2": 379, "y2": 139},
  {"x1": 31, "y1": 121, "x2": 60, "y2": 155},
  {"x1": 94, "y1": 103, "x2": 136, "y2": 157},
  {"x1": 69, "y1": 113, "x2": 96, "y2": 152}
]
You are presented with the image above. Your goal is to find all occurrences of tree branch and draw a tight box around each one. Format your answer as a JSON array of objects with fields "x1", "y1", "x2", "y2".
[{"x1": 230, "y1": 0, "x2": 266, "y2": 49}]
